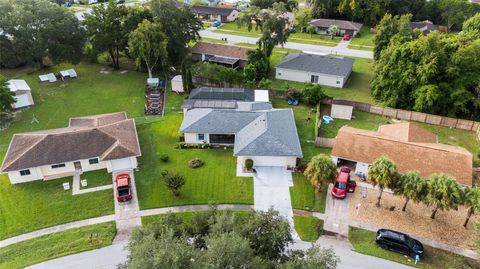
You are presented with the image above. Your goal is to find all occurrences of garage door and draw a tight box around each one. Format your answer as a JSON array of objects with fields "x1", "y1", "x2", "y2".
[
  {"x1": 110, "y1": 158, "x2": 132, "y2": 172},
  {"x1": 251, "y1": 156, "x2": 288, "y2": 167}
]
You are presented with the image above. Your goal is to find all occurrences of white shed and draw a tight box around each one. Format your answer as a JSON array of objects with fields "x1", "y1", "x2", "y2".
[
  {"x1": 7, "y1": 80, "x2": 34, "y2": 109},
  {"x1": 331, "y1": 103, "x2": 353, "y2": 120},
  {"x1": 171, "y1": 75, "x2": 184, "y2": 93}
]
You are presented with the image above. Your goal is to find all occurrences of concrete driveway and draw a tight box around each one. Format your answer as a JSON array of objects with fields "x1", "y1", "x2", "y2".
[{"x1": 253, "y1": 166, "x2": 298, "y2": 238}]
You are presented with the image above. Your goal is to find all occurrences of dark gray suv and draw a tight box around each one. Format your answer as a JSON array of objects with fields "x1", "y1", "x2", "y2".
[{"x1": 375, "y1": 229, "x2": 424, "y2": 258}]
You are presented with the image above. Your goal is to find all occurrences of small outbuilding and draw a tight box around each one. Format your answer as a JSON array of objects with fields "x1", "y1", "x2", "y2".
[
  {"x1": 330, "y1": 100, "x2": 353, "y2": 120},
  {"x1": 171, "y1": 75, "x2": 184, "y2": 93},
  {"x1": 7, "y1": 79, "x2": 34, "y2": 109},
  {"x1": 275, "y1": 53, "x2": 354, "y2": 88},
  {"x1": 192, "y1": 42, "x2": 251, "y2": 69}
]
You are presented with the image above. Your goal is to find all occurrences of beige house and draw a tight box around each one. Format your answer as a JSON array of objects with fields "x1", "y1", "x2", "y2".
[{"x1": 0, "y1": 112, "x2": 141, "y2": 184}]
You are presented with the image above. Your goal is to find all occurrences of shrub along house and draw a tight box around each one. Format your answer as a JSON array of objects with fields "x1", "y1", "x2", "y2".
[
  {"x1": 180, "y1": 87, "x2": 302, "y2": 169},
  {"x1": 0, "y1": 112, "x2": 141, "y2": 184},
  {"x1": 191, "y1": 42, "x2": 251, "y2": 69},
  {"x1": 331, "y1": 122, "x2": 473, "y2": 186},
  {"x1": 309, "y1": 18, "x2": 363, "y2": 37},
  {"x1": 275, "y1": 53, "x2": 354, "y2": 88}
]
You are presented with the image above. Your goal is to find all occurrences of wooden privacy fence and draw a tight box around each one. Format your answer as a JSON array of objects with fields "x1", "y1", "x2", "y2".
[
  {"x1": 315, "y1": 137, "x2": 336, "y2": 148},
  {"x1": 321, "y1": 99, "x2": 480, "y2": 132}
]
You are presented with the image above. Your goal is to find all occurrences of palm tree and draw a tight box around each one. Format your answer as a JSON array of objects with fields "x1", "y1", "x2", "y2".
[
  {"x1": 304, "y1": 154, "x2": 338, "y2": 191},
  {"x1": 368, "y1": 156, "x2": 398, "y2": 207},
  {"x1": 327, "y1": 24, "x2": 339, "y2": 39},
  {"x1": 425, "y1": 174, "x2": 463, "y2": 219},
  {"x1": 394, "y1": 171, "x2": 427, "y2": 212},
  {"x1": 463, "y1": 187, "x2": 480, "y2": 228}
]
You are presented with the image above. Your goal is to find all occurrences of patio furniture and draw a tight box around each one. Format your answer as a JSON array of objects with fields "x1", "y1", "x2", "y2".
[{"x1": 62, "y1": 182, "x2": 70, "y2": 190}]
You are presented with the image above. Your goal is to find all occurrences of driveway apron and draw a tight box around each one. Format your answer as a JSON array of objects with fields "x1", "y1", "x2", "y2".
[{"x1": 112, "y1": 171, "x2": 141, "y2": 243}]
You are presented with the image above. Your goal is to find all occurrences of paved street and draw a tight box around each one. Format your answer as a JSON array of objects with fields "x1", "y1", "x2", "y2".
[{"x1": 199, "y1": 29, "x2": 374, "y2": 59}]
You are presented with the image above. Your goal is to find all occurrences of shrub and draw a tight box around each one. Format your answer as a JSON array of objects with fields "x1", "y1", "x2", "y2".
[
  {"x1": 160, "y1": 154, "x2": 169, "y2": 162},
  {"x1": 163, "y1": 173, "x2": 186, "y2": 196},
  {"x1": 303, "y1": 84, "x2": 329, "y2": 106},
  {"x1": 245, "y1": 159, "x2": 254, "y2": 171},
  {"x1": 286, "y1": 87, "x2": 302, "y2": 100},
  {"x1": 189, "y1": 158, "x2": 204, "y2": 168},
  {"x1": 161, "y1": 170, "x2": 169, "y2": 177}
]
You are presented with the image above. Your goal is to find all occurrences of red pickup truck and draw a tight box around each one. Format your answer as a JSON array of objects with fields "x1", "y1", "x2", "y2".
[{"x1": 115, "y1": 173, "x2": 132, "y2": 202}]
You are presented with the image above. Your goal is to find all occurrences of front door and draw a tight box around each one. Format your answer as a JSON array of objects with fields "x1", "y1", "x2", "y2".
[{"x1": 74, "y1": 161, "x2": 82, "y2": 170}]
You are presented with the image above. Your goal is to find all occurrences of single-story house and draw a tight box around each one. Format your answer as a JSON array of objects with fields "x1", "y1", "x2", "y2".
[
  {"x1": 0, "y1": 112, "x2": 141, "y2": 184},
  {"x1": 410, "y1": 20, "x2": 440, "y2": 35},
  {"x1": 192, "y1": 42, "x2": 251, "y2": 69},
  {"x1": 192, "y1": 6, "x2": 239, "y2": 22},
  {"x1": 309, "y1": 19, "x2": 363, "y2": 37},
  {"x1": 331, "y1": 122, "x2": 473, "y2": 186},
  {"x1": 7, "y1": 79, "x2": 34, "y2": 109},
  {"x1": 275, "y1": 53, "x2": 354, "y2": 88},
  {"x1": 180, "y1": 108, "x2": 302, "y2": 168},
  {"x1": 181, "y1": 87, "x2": 270, "y2": 114}
]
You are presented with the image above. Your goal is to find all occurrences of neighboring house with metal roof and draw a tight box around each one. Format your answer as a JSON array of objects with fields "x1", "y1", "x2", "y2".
[
  {"x1": 309, "y1": 18, "x2": 363, "y2": 36},
  {"x1": 180, "y1": 108, "x2": 302, "y2": 168},
  {"x1": 0, "y1": 112, "x2": 141, "y2": 184},
  {"x1": 331, "y1": 122, "x2": 473, "y2": 186},
  {"x1": 192, "y1": 42, "x2": 251, "y2": 69},
  {"x1": 7, "y1": 79, "x2": 34, "y2": 109},
  {"x1": 191, "y1": 5, "x2": 239, "y2": 22},
  {"x1": 275, "y1": 53, "x2": 355, "y2": 88}
]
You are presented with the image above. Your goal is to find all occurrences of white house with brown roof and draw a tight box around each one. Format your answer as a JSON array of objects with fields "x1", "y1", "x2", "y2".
[
  {"x1": 309, "y1": 19, "x2": 363, "y2": 37},
  {"x1": 331, "y1": 122, "x2": 473, "y2": 185},
  {"x1": 0, "y1": 112, "x2": 141, "y2": 184}
]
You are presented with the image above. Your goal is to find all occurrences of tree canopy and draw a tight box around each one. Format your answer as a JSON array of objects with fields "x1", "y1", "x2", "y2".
[
  {"x1": 0, "y1": 0, "x2": 85, "y2": 68},
  {"x1": 368, "y1": 156, "x2": 398, "y2": 207},
  {"x1": 372, "y1": 14, "x2": 480, "y2": 120},
  {"x1": 304, "y1": 154, "x2": 338, "y2": 191},
  {"x1": 0, "y1": 76, "x2": 15, "y2": 113}
]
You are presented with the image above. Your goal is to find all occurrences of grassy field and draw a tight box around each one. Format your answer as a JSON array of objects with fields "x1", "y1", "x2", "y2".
[
  {"x1": 349, "y1": 26, "x2": 374, "y2": 48},
  {"x1": 0, "y1": 222, "x2": 116, "y2": 269},
  {"x1": 135, "y1": 93, "x2": 254, "y2": 209},
  {"x1": 80, "y1": 169, "x2": 112, "y2": 189},
  {"x1": 293, "y1": 216, "x2": 323, "y2": 242},
  {"x1": 349, "y1": 227, "x2": 480, "y2": 269},
  {"x1": 319, "y1": 109, "x2": 391, "y2": 138},
  {"x1": 0, "y1": 63, "x2": 145, "y2": 239},
  {"x1": 270, "y1": 56, "x2": 375, "y2": 104},
  {"x1": 290, "y1": 173, "x2": 327, "y2": 213},
  {"x1": 142, "y1": 210, "x2": 250, "y2": 227},
  {"x1": 200, "y1": 37, "x2": 228, "y2": 44},
  {"x1": 214, "y1": 22, "x2": 340, "y2": 47}
]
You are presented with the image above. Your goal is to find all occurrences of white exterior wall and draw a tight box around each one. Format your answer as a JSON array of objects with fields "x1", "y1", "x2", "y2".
[
  {"x1": 237, "y1": 156, "x2": 297, "y2": 168},
  {"x1": 79, "y1": 159, "x2": 108, "y2": 172},
  {"x1": 184, "y1": 133, "x2": 210, "y2": 144},
  {"x1": 331, "y1": 104, "x2": 353, "y2": 120},
  {"x1": 355, "y1": 162, "x2": 369, "y2": 176},
  {"x1": 275, "y1": 68, "x2": 346, "y2": 88},
  {"x1": 227, "y1": 10, "x2": 239, "y2": 21},
  {"x1": 106, "y1": 157, "x2": 138, "y2": 173},
  {"x1": 8, "y1": 167, "x2": 43, "y2": 184},
  {"x1": 40, "y1": 162, "x2": 76, "y2": 177}
]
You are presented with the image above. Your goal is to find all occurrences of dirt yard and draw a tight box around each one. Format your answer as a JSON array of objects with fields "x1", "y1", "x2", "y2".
[{"x1": 349, "y1": 188, "x2": 477, "y2": 249}]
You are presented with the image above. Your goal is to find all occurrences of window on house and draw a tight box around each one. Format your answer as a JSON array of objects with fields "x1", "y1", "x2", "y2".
[
  {"x1": 19, "y1": 169, "x2": 31, "y2": 176},
  {"x1": 278, "y1": 72, "x2": 282, "y2": 76},
  {"x1": 51, "y1": 163, "x2": 66, "y2": 169},
  {"x1": 198, "y1": 133, "x2": 205, "y2": 141},
  {"x1": 89, "y1": 158, "x2": 99, "y2": 165},
  {"x1": 310, "y1": 75, "x2": 319, "y2": 83},
  {"x1": 336, "y1": 80, "x2": 341, "y2": 85}
]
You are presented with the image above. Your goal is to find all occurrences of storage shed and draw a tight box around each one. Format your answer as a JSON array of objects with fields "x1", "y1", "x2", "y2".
[{"x1": 171, "y1": 75, "x2": 184, "y2": 93}]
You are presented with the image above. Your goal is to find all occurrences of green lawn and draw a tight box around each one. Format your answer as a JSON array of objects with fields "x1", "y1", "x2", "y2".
[
  {"x1": 270, "y1": 56, "x2": 375, "y2": 104},
  {"x1": 142, "y1": 210, "x2": 250, "y2": 227},
  {"x1": 349, "y1": 227, "x2": 480, "y2": 269},
  {"x1": 0, "y1": 222, "x2": 116, "y2": 269},
  {"x1": 0, "y1": 62, "x2": 146, "y2": 239},
  {"x1": 80, "y1": 169, "x2": 112, "y2": 189},
  {"x1": 200, "y1": 37, "x2": 228, "y2": 44},
  {"x1": 293, "y1": 216, "x2": 323, "y2": 242},
  {"x1": 347, "y1": 44, "x2": 374, "y2": 51},
  {"x1": 349, "y1": 26, "x2": 374, "y2": 47},
  {"x1": 319, "y1": 109, "x2": 391, "y2": 138},
  {"x1": 135, "y1": 93, "x2": 253, "y2": 209},
  {"x1": 290, "y1": 173, "x2": 327, "y2": 213}
]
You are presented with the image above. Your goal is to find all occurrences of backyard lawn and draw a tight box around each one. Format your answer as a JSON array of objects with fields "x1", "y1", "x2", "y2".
[
  {"x1": 0, "y1": 62, "x2": 145, "y2": 239},
  {"x1": 0, "y1": 222, "x2": 116, "y2": 269},
  {"x1": 135, "y1": 93, "x2": 254, "y2": 209},
  {"x1": 348, "y1": 26, "x2": 374, "y2": 51},
  {"x1": 293, "y1": 216, "x2": 323, "y2": 242},
  {"x1": 290, "y1": 173, "x2": 327, "y2": 213},
  {"x1": 349, "y1": 227, "x2": 480, "y2": 269},
  {"x1": 142, "y1": 210, "x2": 250, "y2": 227}
]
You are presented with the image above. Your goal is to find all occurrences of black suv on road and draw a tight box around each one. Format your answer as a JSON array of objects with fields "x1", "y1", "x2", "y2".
[{"x1": 375, "y1": 229, "x2": 424, "y2": 258}]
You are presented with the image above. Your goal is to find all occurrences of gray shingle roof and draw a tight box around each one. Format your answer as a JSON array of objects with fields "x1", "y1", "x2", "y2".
[
  {"x1": 276, "y1": 53, "x2": 354, "y2": 77},
  {"x1": 180, "y1": 109, "x2": 302, "y2": 157},
  {"x1": 310, "y1": 19, "x2": 363, "y2": 31}
]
